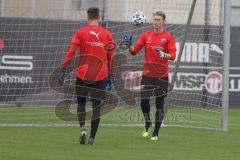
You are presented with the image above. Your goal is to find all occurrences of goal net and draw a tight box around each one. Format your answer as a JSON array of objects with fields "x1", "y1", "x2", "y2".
[{"x1": 0, "y1": 0, "x2": 226, "y2": 130}]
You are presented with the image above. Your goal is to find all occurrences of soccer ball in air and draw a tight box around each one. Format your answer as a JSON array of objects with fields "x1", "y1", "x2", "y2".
[{"x1": 131, "y1": 11, "x2": 146, "y2": 26}]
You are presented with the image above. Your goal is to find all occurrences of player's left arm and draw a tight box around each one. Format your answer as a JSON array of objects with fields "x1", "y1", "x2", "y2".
[
  {"x1": 106, "y1": 33, "x2": 115, "y2": 77},
  {"x1": 106, "y1": 32, "x2": 115, "y2": 90},
  {"x1": 156, "y1": 34, "x2": 176, "y2": 60},
  {"x1": 166, "y1": 34, "x2": 176, "y2": 61}
]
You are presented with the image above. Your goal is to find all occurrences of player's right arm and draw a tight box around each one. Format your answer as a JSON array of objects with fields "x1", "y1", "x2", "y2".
[
  {"x1": 129, "y1": 34, "x2": 145, "y2": 55},
  {"x1": 58, "y1": 30, "x2": 81, "y2": 85},
  {"x1": 63, "y1": 30, "x2": 81, "y2": 70}
]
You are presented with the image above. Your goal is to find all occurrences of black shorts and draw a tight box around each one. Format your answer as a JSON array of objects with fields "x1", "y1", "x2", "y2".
[
  {"x1": 141, "y1": 75, "x2": 169, "y2": 98},
  {"x1": 76, "y1": 78, "x2": 106, "y2": 101}
]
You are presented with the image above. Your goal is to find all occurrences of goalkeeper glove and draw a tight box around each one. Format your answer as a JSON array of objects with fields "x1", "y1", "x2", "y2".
[
  {"x1": 58, "y1": 71, "x2": 65, "y2": 85},
  {"x1": 106, "y1": 76, "x2": 113, "y2": 90},
  {"x1": 155, "y1": 48, "x2": 168, "y2": 59},
  {"x1": 123, "y1": 35, "x2": 133, "y2": 46}
]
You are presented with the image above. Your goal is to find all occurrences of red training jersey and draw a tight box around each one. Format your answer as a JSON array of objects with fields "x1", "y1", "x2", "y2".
[
  {"x1": 63, "y1": 25, "x2": 114, "y2": 81},
  {"x1": 131, "y1": 30, "x2": 176, "y2": 78}
]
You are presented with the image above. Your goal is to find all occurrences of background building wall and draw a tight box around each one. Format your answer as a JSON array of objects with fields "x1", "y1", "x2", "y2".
[
  {"x1": 232, "y1": 0, "x2": 240, "y2": 26},
  {"x1": 0, "y1": 0, "x2": 231, "y2": 26}
]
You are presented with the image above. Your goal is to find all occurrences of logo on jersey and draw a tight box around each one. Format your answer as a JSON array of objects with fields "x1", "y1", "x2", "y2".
[
  {"x1": 90, "y1": 31, "x2": 101, "y2": 40},
  {"x1": 160, "y1": 38, "x2": 167, "y2": 44},
  {"x1": 146, "y1": 37, "x2": 151, "y2": 44}
]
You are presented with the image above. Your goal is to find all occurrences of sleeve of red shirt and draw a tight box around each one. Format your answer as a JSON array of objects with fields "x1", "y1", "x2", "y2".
[
  {"x1": 131, "y1": 34, "x2": 145, "y2": 55},
  {"x1": 107, "y1": 32, "x2": 114, "y2": 76},
  {"x1": 167, "y1": 34, "x2": 176, "y2": 61},
  {"x1": 63, "y1": 30, "x2": 81, "y2": 69}
]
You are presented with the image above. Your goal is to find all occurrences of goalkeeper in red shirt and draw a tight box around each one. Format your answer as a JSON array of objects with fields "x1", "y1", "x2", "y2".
[
  {"x1": 58, "y1": 7, "x2": 114, "y2": 145},
  {"x1": 123, "y1": 11, "x2": 176, "y2": 141}
]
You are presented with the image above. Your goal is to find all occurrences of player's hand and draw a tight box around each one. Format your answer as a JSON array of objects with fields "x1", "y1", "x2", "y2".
[
  {"x1": 58, "y1": 72, "x2": 65, "y2": 85},
  {"x1": 106, "y1": 76, "x2": 113, "y2": 90},
  {"x1": 155, "y1": 48, "x2": 168, "y2": 59},
  {"x1": 122, "y1": 35, "x2": 133, "y2": 46}
]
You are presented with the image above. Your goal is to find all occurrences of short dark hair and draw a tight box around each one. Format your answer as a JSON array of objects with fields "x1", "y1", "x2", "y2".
[
  {"x1": 153, "y1": 11, "x2": 166, "y2": 20},
  {"x1": 87, "y1": 7, "x2": 100, "y2": 20}
]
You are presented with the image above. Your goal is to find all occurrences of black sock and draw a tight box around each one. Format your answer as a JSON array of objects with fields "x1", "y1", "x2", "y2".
[
  {"x1": 90, "y1": 99, "x2": 101, "y2": 139},
  {"x1": 144, "y1": 113, "x2": 151, "y2": 131},
  {"x1": 90, "y1": 118, "x2": 100, "y2": 138},
  {"x1": 153, "y1": 109, "x2": 163, "y2": 136},
  {"x1": 141, "y1": 98, "x2": 151, "y2": 131},
  {"x1": 77, "y1": 96, "x2": 86, "y2": 128},
  {"x1": 153, "y1": 97, "x2": 165, "y2": 136}
]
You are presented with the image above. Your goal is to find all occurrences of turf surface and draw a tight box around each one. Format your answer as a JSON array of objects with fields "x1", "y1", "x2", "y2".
[{"x1": 0, "y1": 109, "x2": 239, "y2": 160}]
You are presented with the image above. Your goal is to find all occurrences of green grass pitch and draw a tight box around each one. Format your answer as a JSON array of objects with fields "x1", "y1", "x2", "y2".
[{"x1": 0, "y1": 108, "x2": 240, "y2": 160}]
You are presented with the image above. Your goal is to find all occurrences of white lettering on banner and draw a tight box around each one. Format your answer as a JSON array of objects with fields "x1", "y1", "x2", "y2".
[
  {"x1": 122, "y1": 71, "x2": 240, "y2": 94},
  {"x1": 0, "y1": 55, "x2": 33, "y2": 71},
  {"x1": 170, "y1": 72, "x2": 240, "y2": 93},
  {"x1": 175, "y1": 42, "x2": 223, "y2": 63},
  {"x1": 168, "y1": 73, "x2": 206, "y2": 91},
  {"x1": 229, "y1": 76, "x2": 240, "y2": 92},
  {"x1": 0, "y1": 74, "x2": 33, "y2": 84},
  {"x1": 210, "y1": 44, "x2": 223, "y2": 54}
]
